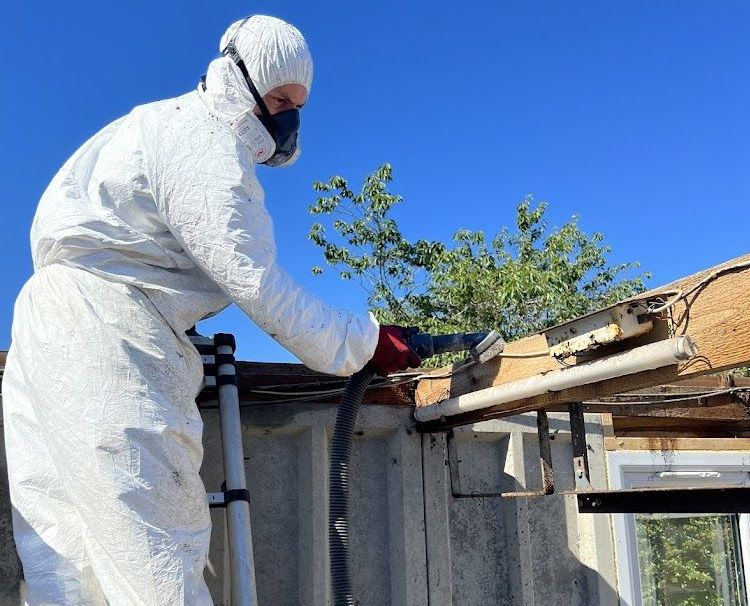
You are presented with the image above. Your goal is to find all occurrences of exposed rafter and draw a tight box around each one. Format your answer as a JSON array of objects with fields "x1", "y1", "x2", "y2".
[{"x1": 415, "y1": 253, "x2": 750, "y2": 429}]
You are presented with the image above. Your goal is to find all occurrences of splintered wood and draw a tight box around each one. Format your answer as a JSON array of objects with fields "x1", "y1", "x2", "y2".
[{"x1": 415, "y1": 253, "x2": 750, "y2": 423}]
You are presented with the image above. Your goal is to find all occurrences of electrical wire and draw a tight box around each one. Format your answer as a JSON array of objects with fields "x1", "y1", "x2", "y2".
[
  {"x1": 240, "y1": 379, "x2": 350, "y2": 391},
  {"x1": 391, "y1": 362, "x2": 477, "y2": 381},
  {"x1": 647, "y1": 260, "x2": 750, "y2": 315},
  {"x1": 647, "y1": 289, "x2": 683, "y2": 314},
  {"x1": 247, "y1": 381, "x2": 393, "y2": 397},
  {"x1": 583, "y1": 386, "x2": 750, "y2": 407},
  {"x1": 228, "y1": 375, "x2": 419, "y2": 405},
  {"x1": 495, "y1": 349, "x2": 551, "y2": 358}
]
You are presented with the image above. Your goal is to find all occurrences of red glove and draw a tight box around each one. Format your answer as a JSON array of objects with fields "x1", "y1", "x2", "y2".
[{"x1": 369, "y1": 325, "x2": 422, "y2": 377}]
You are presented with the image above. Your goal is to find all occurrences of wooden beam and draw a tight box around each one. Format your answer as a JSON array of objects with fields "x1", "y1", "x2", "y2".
[
  {"x1": 416, "y1": 253, "x2": 750, "y2": 425},
  {"x1": 203, "y1": 361, "x2": 414, "y2": 407},
  {"x1": 630, "y1": 375, "x2": 750, "y2": 390},
  {"x1": 611, "y1": 416, "x2": 750, "y2": 438},
  {"x1": 604, "y1": 437, "x2": 750, "y2": 451},
  {"x1": 548, "y1": 397, "x2": 747, "y2": 417}
]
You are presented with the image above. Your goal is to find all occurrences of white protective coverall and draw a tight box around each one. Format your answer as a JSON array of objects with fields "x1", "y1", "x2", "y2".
[{"x1": 2, "y1": 15, "x2": 379, "y2": 605}]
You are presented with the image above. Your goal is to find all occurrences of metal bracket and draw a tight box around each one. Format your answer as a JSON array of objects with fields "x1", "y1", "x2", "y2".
[
  {"x1": 568, "y1": 402, "x2": 592, "y2": 492},
  {"x1": 446, "y1": 410, "x2": 554, "y2": 498},
  {"x1": 577, "y1": 486, "x2": 750, "y2": 513},
  {"x1": 207, "y1": 489, "x2": 251, "y2": 509},
  {"x1": 445, "y1": 404, "x2": 596, "y2": 499},
  {"x1": 207, "y1": 492, "x2": 226, "y2": 507}
]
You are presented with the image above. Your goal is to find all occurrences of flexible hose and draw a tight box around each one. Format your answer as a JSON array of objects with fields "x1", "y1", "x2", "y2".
[
  {"x1": 329, "y1": 362, "x2": 377, "y2": 606},
  {"x1": 328, "y1": 331, "x2": 489, "y2": 604}
]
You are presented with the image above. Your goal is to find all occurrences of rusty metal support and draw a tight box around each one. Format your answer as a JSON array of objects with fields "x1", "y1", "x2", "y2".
[
  {"x1": 569, "y1": 402, "x2": 592, "y2": 492},
  {"x1": 536, "y1": 410, "x2": 555, "y2": 496},
  {"x1": 446, "y1": 410, "x2": 554, "y2": 498}
]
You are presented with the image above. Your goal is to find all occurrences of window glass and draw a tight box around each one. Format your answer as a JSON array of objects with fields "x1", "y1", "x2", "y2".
[{"x1": 635, "y1": 513, "x2": 747, "y2": 606}]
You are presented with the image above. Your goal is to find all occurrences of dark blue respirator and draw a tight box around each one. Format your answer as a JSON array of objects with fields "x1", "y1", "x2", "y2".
[
  {"x1": 222, "y1": 42, "x2": 300, "y2": 167},
  {"x1": 254, "y1": 108, "x2": 300, "y2": 167}
]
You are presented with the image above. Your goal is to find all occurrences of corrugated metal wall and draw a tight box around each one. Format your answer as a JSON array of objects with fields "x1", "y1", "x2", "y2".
[{"x1": 0, "y1": 398, "x2": 619, "y2": 605}]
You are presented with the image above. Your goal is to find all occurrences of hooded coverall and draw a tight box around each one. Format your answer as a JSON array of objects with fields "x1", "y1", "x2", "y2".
[{"x1": 2, "y1": 15, "x2": 379, "y2": 604}]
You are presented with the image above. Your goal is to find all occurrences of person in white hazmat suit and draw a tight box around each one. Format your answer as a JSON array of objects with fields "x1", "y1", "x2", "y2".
[{"x1": 2, "y1": 15, "x2": 421, "y2": 605}]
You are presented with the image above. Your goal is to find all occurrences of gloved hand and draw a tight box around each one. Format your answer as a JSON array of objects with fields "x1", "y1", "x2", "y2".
[{"x1": 369, "y1": 325, "x2": 422, "y2": 377}]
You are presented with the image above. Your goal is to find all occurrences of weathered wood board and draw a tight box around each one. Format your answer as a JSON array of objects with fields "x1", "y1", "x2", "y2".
[{"x1": 416, "y1": 253, "x2": 750, "y2": 426}]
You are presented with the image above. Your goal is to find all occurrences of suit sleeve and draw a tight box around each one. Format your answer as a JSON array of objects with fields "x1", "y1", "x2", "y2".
[{"x1": 140, "y1": 108, "x2": 379, "y2": 376}]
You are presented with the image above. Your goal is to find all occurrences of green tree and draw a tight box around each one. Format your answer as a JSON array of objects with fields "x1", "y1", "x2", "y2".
[
  {"x1": 309, "y1": 166, "x2": 748, "y2": 603},
  {"x1": 635, "y1": 514, "x2": 746, "y2": 606},
  {"x1": 309, "y1": 164, "x2": 649, "y2": 362}
]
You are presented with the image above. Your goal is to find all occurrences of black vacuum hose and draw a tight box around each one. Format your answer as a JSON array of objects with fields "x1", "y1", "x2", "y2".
[
  {"x1": 328, "y1": 362, "x2": 377, "y2": 606},
  {"x1": 327, "y1": 331, "x2": 490, "y2": 605}
]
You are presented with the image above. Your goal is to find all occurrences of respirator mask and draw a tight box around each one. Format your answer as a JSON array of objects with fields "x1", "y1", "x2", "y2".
[{"x1": 222, "y1": 41, "x2": 301, "y2": 167}]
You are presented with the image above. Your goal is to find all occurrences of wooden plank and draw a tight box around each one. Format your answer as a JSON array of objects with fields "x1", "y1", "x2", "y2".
[
  {"x1": 547, "y1": 395, "x2": 745, "y2": 416},
  {"x1": 235, "y1": 361, "x2": 349, "y2": 383},
  {"x1": 416, "y1": 253, "x2": 750, "y2": 423},
  {"x1": 611, "y1": 416, "x2": 750, "y2": 438},
  {"x1": 608, "y1": 401, "x2": 747, "y2": 419},
  {"x1": 204, "y1": 361, "x2": 414, "y2": 407},
  {"x1": 639, "y1": 375, "x2": 750, "y2": 390},
  {"x1": 604, "y1": 437, "x2": 750, "y2": 451}
]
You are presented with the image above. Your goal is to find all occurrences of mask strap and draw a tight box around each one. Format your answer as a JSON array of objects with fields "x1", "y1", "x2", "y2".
[{"x1": 222, "y1": 42, "x2": 274, "y2": 121}]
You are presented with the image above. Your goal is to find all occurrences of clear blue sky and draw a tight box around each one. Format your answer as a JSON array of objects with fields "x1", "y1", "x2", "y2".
[{"x1": 2, "y1": 1, "x2": 748, "y2": 361}]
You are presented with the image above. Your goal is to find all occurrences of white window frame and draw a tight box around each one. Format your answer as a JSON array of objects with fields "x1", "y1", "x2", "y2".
[{"x1": 608, "y1": 450, "x2": 750, "y2": 606}]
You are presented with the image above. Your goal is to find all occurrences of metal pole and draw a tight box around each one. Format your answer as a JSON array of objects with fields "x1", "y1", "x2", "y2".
[{"x1": 215, "y1": 335, "x2": 258, "y2": 606}]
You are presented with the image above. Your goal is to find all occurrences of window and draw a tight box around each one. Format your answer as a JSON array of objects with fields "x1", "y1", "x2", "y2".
[{"x1": 608, "y1": 451, "x2": 750, "y2": 606}]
